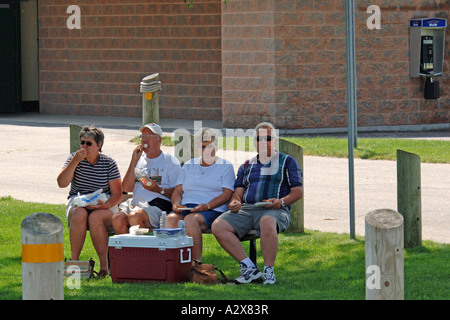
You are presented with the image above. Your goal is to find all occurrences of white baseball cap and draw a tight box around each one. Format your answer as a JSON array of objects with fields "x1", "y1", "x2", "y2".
[{"x1": 139, "y1": 123, "x2": 163, "y2": 137}]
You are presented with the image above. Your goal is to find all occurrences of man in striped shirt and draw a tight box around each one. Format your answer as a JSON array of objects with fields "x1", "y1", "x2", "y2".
[{"x1": 212, "y1": 122, "x2": 303, "y2": 285}]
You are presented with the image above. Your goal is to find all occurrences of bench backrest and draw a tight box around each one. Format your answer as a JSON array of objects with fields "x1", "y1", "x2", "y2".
[{"x1": 173, "y1": 132, "x2": 304, "y2": 233}]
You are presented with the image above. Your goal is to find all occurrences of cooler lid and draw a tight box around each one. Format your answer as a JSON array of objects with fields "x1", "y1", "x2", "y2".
[{"x1": 108, "y1": 234, "x2": 193, "y2": 249}]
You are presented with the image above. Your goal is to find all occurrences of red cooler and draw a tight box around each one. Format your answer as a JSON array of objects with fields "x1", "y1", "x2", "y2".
[{"x1": 108, "y1": 234, "x2": 193, "y2": 283}]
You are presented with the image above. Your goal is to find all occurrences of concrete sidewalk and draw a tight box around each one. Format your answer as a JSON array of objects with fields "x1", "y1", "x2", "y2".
[{"x1": 0, "y1": 113, "x2": 448, "y2": 243}]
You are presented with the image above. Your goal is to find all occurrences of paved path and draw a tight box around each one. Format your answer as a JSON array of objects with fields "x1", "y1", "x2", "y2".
[{"x1": 0, "y1": 114, "x2": 448, "y2": 243}]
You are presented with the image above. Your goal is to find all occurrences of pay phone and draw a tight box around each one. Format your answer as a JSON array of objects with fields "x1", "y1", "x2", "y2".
[
  {"x1": 420, "y1": 35, "x2": 434, "y2": 74},
  {"x1": 409, "y1": 18, "x2": 447, "y2": 99}
]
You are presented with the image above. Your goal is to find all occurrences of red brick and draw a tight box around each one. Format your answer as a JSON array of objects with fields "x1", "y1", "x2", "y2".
[{"x1": 38, "y1": 0, "x2": 449, "y2": 129}]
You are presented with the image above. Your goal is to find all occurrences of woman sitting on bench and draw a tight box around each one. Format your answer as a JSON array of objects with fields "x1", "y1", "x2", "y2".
[
  {"x1": 167, "y1": 127, "x2": 235, "y2": 261},
  {"x1": 57, "y1": 126, "x2": 122, "y2": 278}
]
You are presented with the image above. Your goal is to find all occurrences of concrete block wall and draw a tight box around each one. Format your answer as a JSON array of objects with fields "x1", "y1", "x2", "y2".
[
  {"x1": 38, "y1": 0, "x2": 222, "y2": 120},
  {"x1": 38, "y1": 0, "x2": 449, "y2": 129},
  {"x1": 221, "y1": 0, "x2": 449, "y2": 129}
]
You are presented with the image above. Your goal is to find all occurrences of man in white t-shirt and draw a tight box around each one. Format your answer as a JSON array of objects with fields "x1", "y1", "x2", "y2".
[{"x1": 112, "y1": 123, "x2": 181, "y2": 233}]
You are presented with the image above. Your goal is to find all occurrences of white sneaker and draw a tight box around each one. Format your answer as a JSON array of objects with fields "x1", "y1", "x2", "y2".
[
  {"x1": 235, "y1": 263, "x2": 262, "y2": 284},
  {"x1": 263, "y1": 267, "x2": 276, "y2": 285}
]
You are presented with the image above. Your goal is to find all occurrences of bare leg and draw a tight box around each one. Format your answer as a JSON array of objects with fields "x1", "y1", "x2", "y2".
[
  {"x1": 166, "y1": 212, "x2": 183, "y2": 228},
  {"x1": 88, "y1": 209, "x2": 113, "y2": 272},
  {"x1": 259, "y1": 215, "x2": 278, "y2": 267},
  {"x1": 185, "y1": 213, "x2": 207, "y2": 261},
  {"x1": 128, "y1": 209, "x2": 152, "y2": 229},
  {"x1": 68, "y1": 207, "x2": 88, "y2": 260},
  {"x1": 211, "y1": 218, "x2": 247, "y2": 262},
  {"x1": 112, "y1": 211, "x2": 129, "y2": 234}
]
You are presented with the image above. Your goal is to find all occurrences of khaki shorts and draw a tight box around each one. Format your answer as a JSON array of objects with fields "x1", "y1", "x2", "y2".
[
  {"x1": 118, "y1": 199, "x2": 162, "y2": 228},
  {"x1": 217, "y1": 204, "x2": 291, "y2": 239}
]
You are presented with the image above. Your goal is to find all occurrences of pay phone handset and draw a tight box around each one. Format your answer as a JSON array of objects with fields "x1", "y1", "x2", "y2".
[{"x1": 420, "y1": 35, "x2": 434, "y2": 74}]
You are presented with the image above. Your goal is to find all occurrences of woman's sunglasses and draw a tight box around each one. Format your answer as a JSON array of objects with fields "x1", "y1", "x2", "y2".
[
  {"x1": 256, "y1": 136, "x2": 273, "y2": 142},
  {"x1": 80, "y1": 140, "x2": 93, "y2": 146}
]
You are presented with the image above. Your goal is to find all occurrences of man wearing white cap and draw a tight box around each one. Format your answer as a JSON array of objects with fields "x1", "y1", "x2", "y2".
[{"x1": 112, "y1": 123, "x2": 181, "y2": 233}]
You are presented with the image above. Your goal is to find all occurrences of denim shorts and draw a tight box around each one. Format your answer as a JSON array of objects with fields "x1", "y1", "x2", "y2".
[
  {"x1": 181, "y1": 203, "x2": 222, "y2": 230},
  {"x1": 217, "y1": 204, "x2": 291, "y2": 239}
]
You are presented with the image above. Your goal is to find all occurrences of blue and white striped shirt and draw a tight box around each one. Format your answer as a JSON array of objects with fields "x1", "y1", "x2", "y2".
[{"x1": 63, "y1": 153, "x2": 121, "y2": 198}]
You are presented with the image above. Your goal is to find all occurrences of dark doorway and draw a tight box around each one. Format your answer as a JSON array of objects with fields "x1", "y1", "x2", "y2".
[{"x1": 0, "y1": 2, "x2": 22, "y2": 113}]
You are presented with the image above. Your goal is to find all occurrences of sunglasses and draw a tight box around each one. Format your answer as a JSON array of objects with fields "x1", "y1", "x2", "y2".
[
  {"x1": 256, "y1": 136, "x2": 274, "y2": 142},
  {"x1": 80, "y1": 140, "x2": 93, "y2": 146},
  {"x1": 139, "y1": 134, "x2": 158, "y2": 140}
]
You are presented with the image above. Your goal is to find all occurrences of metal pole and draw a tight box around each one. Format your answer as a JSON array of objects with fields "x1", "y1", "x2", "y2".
[{"x1": 345, "y1": 0, "x2": 357, "y2": 238}]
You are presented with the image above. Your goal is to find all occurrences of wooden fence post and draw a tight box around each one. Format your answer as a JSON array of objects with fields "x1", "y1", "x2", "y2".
[
  {"x1": 397, "y1": 150, "x2": 422, "y2": 248},
  {"x1": 365, "y1": 208, "x2": 404, "y2": 300},
  {"x1": 21, "y1": 212, "x2": 64, "y2": 300},
  {"x1": 279, "y1": 139, "x2": 304, "y2": 233},
  {"x1": 140, "y1": 73, "x2": 161, "y2": 125},
  {"x1": 70, "y1": 124, "x2": 82, "y2": 153}
]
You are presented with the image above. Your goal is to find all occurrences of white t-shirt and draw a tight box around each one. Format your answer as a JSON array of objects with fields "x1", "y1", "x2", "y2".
[
  {"x1": 131, "y1": 151, "x2": 181, "y2": 205},
  {"x1": 176, "y1": 157, "x2": 235, "y2": 213}
]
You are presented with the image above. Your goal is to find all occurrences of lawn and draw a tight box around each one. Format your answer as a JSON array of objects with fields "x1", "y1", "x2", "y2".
[
  {"x1": 133, "y1": 136, "x2": 450, "y2": 164},
  {"x1": 283, "y1": 137, "x2": 450, "y2": 163},
  {"x1": 0, "y1": 196, "x2": 448, "y2": 300}
]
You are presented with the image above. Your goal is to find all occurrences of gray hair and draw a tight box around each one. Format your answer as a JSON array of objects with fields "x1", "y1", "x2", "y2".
[
  {"x1": 254, "y1": 122, "x2": 277, "y2": 138},
  {"x1": 79, "y1": 126, "x2": 105, "y2": 151}
]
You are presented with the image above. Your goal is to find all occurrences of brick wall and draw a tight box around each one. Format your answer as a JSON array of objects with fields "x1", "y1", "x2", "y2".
[
  {"x1": 39, "y1": 0, "x2": 222, "y2": 120},
  {"x1": 38, "y1": 0, "x2": 449, "y2": 129},
  {"x1": 222, "y1": 0, "x2": 450, "y2": 129}
]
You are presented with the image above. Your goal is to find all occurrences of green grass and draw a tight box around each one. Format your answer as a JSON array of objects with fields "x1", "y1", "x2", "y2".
[
  {"x1": 132, "y1": 136, "x2": 450, "y2": 163},
  {"x1": 283, "y1": 137, "x2": 450, "y2": 163},
  {"x1": 1, "y1": 196, "x2": 448, "y2": 300}
]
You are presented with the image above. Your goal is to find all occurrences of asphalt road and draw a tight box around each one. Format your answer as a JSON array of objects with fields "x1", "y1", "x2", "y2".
[{"x1": 0, "y1": 113, "x2": 448, "y2": 243}]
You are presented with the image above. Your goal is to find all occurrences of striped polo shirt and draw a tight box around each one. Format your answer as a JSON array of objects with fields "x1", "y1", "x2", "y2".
[
  {"x1": 63, "y1": 153, "x2": 121, "y2": 198},
  {"x1": 235, "y1": 152, "x2": 303, "y2": 204}
]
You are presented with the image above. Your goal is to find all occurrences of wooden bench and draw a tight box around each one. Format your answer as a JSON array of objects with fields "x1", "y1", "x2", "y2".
[
  {"x1": 119, "y1": 192, "x2": 260, "y2": 264},
  {"x1": 173, "y1": 131, "x2": 304, "y2": 265},
  {"x1": 70, "y1": 125, "x2": 304, "y2": 266}
]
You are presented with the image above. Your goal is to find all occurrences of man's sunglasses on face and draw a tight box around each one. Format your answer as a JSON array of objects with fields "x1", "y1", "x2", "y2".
[{"x1": 256, "y1": 136, "x2": 274, "y2": 142}]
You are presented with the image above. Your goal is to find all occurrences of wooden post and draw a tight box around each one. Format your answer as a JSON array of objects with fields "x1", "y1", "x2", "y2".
[
  {"x1": 21, "y1": 212, "x2": 64, "y2": 300},
  {"x1": 397, "y1": 150, "x2": 422, "y2": 248},
  {"x1": 365, "y1": 209, "x2": 404, "y2": 300},
  {"x1": 70, "y1": 124, "x2": 82, "y2": 153},
  {"x1": 140, "y1": 73, "x2": 161, "y2": 125},
  {"x1": 279, "y1": 139, "x2": 304, "y2": 233}
]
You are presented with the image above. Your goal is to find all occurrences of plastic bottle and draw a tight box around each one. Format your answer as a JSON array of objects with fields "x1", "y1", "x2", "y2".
[
  {"x1": 178, "y1": 220, "x2": 187, "y2": 236},
  {"x1": 160, "y1": 211, "x2": 167, "y2": 229}
]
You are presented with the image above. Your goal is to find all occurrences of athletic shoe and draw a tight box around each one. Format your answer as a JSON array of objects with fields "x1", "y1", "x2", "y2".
[
  {"x1": 235, "y1": 263, "x2": 262, "y2": 284},
  {"x1": 263, "y1": 267, "x2": 276, "y2": 285}
]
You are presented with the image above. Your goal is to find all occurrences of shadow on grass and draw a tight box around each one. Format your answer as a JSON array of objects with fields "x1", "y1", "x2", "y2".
[{"x1": 1, "y1": 197, "x2": 449, "y2": 300}]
